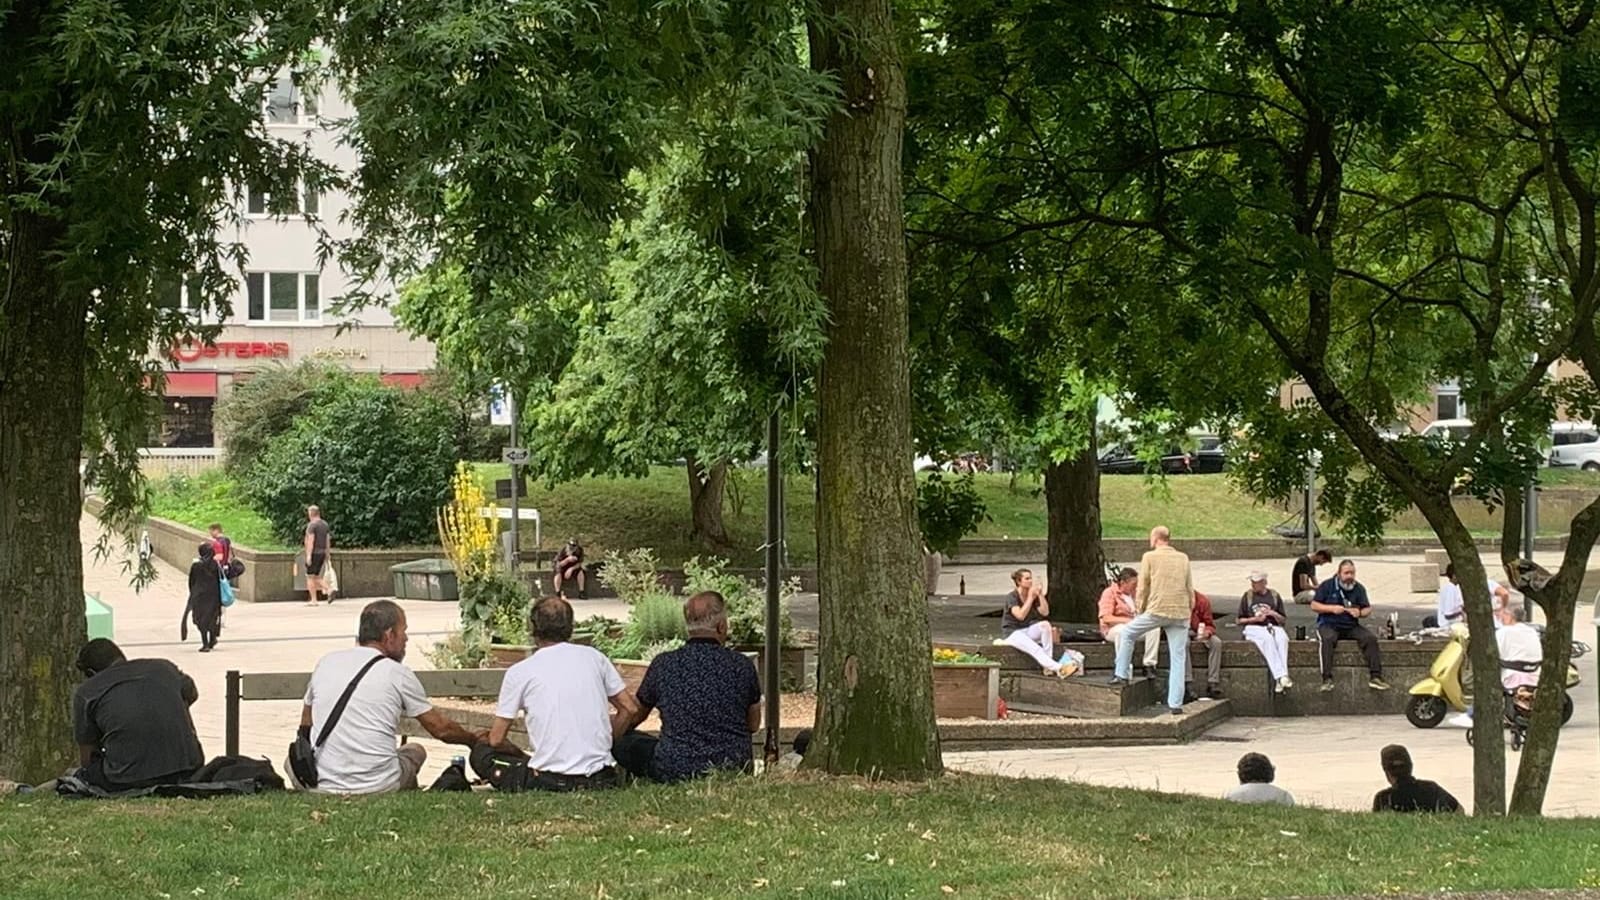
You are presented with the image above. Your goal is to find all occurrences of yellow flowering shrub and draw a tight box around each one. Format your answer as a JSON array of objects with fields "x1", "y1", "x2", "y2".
[{"x1": 437, "y1": 462, "x2": 499, "y2": 582}]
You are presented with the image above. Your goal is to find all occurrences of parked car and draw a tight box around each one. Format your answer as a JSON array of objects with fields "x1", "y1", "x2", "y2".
[
  {"x1": 1191, "y1": 434, "x2": 1227, "y2": 474},
  {"x1": 1549, "y1": 422, "x2": 1600, "y2": 470},
  {"x1": 1420, "y1": 418, "x2": 1475, "y2": 443},
  {"x1": 1098, "y1": 444, "x2": 1192, "y2": 475}
]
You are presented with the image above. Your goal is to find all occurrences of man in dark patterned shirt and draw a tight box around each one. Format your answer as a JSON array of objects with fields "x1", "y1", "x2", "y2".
[{"x1": 614, "y1": 591, "x2": 763, "y2": 782}]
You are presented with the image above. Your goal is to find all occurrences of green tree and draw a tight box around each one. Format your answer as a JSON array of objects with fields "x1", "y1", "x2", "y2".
[
  {"x1": 906, "y1": 0, "x2": 1600, "y2": 813},
  {"x1": 1, "y1": 0, "x2": 321, "y2": 781}
]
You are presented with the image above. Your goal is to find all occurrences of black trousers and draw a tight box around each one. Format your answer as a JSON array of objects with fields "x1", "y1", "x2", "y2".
[
  {"x1": 612, "y1": 731, "x2": 659, "y2": 781},
  {"x1": 1318, "y1": 623, "x2": 1383, "y2": 677}
]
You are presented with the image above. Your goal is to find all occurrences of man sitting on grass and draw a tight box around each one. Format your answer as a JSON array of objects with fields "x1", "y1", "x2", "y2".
[
  {"x1": 71, "y1": 638, "x2": 204, "y2": 792},
  {"x1": 293, "y1": 601, "x2": 484, "y2": 795},
  {"x1": 613, "y1": 591, "x2": 763, "y2": 782},
  {"x1": 1373, "y1": 744, "x2": 1461, "y2": 813},
  {"x1": 1225, "y1": 752, "x2": 1294, "y2": 806},
  {"x1": 484, "y1": 596, "x2": 641, "y2": 791}
]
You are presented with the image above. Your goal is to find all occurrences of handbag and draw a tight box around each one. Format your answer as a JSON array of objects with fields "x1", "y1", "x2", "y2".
[
  {"x1": 219, "y1": 576, "x2": 236, "y2": 608},
  {"x1": 287, "y1": 653, "x2": 387, "y2": 789},
  {"x1": 324, "y1": 563, "x2": 340, "y2": 598}
]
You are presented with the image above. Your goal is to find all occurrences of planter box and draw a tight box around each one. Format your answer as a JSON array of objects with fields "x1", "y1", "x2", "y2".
[
  {"x1": 932, "y1": 662, "x2": 1001, "y2": 720},
  {"x1": 85, "y1": 592, "x2": 113, "y2": 640},
  {"x1": 487, "y1": 644, "x2": 533, "y2": 669},
  {"x1": 390, "y1": 559, "x2": 459, "y2": 601},
  {"x1": 732, "y1": 645, "x2": 816, "y2": 692},
  {"x1": 612, "y1": 659, "x2": 650, "y2": 695}
]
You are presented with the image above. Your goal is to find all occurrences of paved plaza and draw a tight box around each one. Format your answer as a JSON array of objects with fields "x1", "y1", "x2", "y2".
[{"x1": 80, "y1": 515, "x2": 1600, "y2": 813}]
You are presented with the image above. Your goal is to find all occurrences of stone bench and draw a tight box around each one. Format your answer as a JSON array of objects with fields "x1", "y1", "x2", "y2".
[
  {"x1": 1411, "y1": 564, "x2": 1441, "y2": 592},
  {"x1": 945, "y1": 638, "x2": 1446, "y2": 717}
]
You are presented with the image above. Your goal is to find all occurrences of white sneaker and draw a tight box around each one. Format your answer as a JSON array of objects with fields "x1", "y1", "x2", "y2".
[
  {"x1": 1447, "y1": 713, "x2": 1474, "y2": 729},
  {"x1": 1278, "y1": 675, "x2": 1293, "y2": 691},
  {"x1": 1273, "y1": 678, "x2": 1286, "y2": 694}
]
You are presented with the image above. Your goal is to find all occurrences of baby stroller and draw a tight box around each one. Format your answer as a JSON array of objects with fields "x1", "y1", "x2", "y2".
[{"x1": 1466, "y1": 654, "x2": 1581, "y2": 752}]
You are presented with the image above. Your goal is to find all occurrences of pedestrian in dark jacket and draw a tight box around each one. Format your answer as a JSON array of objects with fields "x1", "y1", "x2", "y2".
[{"x1": 188, "y1": 542, "x2": 224, "y2": 652}]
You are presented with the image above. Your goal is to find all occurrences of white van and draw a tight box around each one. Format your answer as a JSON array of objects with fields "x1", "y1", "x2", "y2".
[
  {"x1": 1419, "y1": 418, "x2": 1474, "y2": 442},
  {"x1": 1549, "y1": 422, "x2": 1600, "y2": 470}
]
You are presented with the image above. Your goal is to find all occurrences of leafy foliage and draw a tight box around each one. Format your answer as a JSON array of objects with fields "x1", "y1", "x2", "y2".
[
  {"x1": 628, "y1": 595, "x2": 688, "y2": 646},
  {"x1": 214, "y1": 362, "x2": 357, "y2": 475},
  {"x1": 599, "y1": 548, "x2": 671, "y2": 606},
  {"x1": 437, "y1": 462, "x2": 500, "y2": 582},
  {"x1": 915, "y1": 473, "x2": 989, "y2": 556},
  {"x1": 241, "y1": 379, "x2": 456, "y2": 547},
  {"x1": 464, "y1": 571, "x2": 531, "y2": 651},
  {"x1": 682, "y1": 555, "x2": 796, "y2": 647}
]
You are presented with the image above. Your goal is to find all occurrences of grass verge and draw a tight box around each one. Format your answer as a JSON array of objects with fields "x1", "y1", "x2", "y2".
[
  {"x1": 146, "y1": 466, "x2": 1592, "y2": 565},
  {"x1": 3, "y1": 774, "x2": 1599, "y2": 899}
]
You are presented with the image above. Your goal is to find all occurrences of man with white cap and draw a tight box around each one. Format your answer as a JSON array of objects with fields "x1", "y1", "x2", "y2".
[{"x1": 1238, "y1": 570, "x2": 1293, "y2": 693}]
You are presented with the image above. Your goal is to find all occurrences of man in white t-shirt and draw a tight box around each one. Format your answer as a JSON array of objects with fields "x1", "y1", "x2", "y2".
[
  {"x1": 1434, "y1": 563, "x2": 1511, "y2": 627},
  {"x1": 486, "y1": 595, "x2": 641, "y2": 791},
  {"x1": 290, "y1": 600, "x2": 484, "y2": 794}
]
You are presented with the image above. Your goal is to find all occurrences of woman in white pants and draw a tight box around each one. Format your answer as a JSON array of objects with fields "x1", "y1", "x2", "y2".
[
  {"x1": 1238, "y1": 571, "x2": 1293, "y2": 692},
  {"x1": 1001, "y1": 568, "x2": 1064, "y2": 676}
]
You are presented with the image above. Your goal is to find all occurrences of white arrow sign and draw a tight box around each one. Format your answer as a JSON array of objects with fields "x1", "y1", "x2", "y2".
[{"x1": 502, "y1": 447, "x2": 531, "y2": 465}]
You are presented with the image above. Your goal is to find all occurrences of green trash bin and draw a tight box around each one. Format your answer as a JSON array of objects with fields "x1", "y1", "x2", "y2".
[
  {"x1": 85, "y1": 592, "x2": 114, "y2": 640},
  {"x1": 389, "y1": 559, "x2": 460, "y2": 601}
]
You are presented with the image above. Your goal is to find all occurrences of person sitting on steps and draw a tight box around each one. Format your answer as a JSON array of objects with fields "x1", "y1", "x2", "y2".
[
  {"x1": 554, "y1": 538, "x2": 587, "y2": 600},
  {"x1": 1098, "y1": 567, "x2": 1159, "y2": 679},
  {"x1": 1238, "y1": 571, "x2": 1293, "y2": 693},
  {"x1": 1001, "y1": 568, "x2": 1065, "y2": 677},
  {"x1": 1310, "y1": 559, "x2": 1390, "y2": 692},
  {"x1": 1189, "y1": 590, "x2": 1224, "y2": 700}
]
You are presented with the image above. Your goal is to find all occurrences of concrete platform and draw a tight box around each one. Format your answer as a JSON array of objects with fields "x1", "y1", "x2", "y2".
[{"x1": 1001, "y1": 672, "x2": 1156, "y2": 718}]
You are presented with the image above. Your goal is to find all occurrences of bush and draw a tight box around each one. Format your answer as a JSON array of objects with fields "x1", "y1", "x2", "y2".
[
  {"x1": 916, "y1": 472, "x2": 989, "y2": 556},
  {"x1": 628, "y1": 594, "x2": 686, "y2": 645},
  {"x1": 214, "y1": 361, "x2": 357, "y2": 474},
  {"x1": 599, "y1": 547, "x2": 668, "y2": 605},
  {"x1": 461, "y1": 570, "x2": 530, "y2": 648},
  {"x1": 240, "y1": 379, "x2": 457, "y2": 547},
  {"x1": 682, "y1": 555, "x2": 795, "y2": 647}
]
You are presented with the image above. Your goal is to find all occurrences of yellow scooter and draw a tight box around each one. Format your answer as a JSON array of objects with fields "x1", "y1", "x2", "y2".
[{"x1": 1404, "y1": 623, "x2": 1582, "y2": 728}]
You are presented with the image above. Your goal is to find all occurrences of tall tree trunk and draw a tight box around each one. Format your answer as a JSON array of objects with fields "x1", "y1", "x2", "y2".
[
  {"x1": 805, "y1": 0, "x2": 941, "y2": 778},
  {"x1": 1426, "y1": 508, "x2": 1507, "y2": 816},
  {"x1": 1499, "y1": 487, "x2": 1523, "y2": 567},
  {"x1": 1508, "y1": 492, "x2": 1600, "y2": 814},
  {"x1": 685, "y1": 456, "x2": 732, "y2": 549},
  {"x1": 1, "y1": 210, "x2": 89, "y2": 783},
  {"x1": 1045, "y1": 434, "x2": 1105, "y2": 624}
]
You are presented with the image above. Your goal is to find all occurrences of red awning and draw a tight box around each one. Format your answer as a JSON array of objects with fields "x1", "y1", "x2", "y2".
[
  {"x1": 380, "y1": 373, "x2": 426, "y2": 389},
  {"x1": 162, "y1": 371, "x2": 219, "y2": 398}
]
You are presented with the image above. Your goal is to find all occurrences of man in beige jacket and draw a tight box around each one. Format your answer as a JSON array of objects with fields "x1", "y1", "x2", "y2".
[{"x1": 1108, "y1": 526, "x2": 1195, "y2": 714}]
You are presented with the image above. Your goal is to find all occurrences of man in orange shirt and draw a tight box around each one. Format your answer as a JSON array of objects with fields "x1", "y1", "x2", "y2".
[
  {"x1": 1189, "y1": 591, "x2": 1224, "y2": 699},
  {"x1": 1097, "y1": 568, "x2": 1159, "y2": 677}
]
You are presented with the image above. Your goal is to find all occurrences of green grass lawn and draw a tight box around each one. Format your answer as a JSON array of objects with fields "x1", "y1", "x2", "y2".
[
  {"x1": 146, "y1": 465, "x2": 1595, "y2": 564},
  {"x1": 3, "y1": 774, "x2": 1598, "y2": 899},
  {"x1": 146, "y1": 469, "x2": 286, "y2": 549}
]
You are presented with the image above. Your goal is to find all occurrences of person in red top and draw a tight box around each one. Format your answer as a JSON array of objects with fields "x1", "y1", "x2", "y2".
[
  {"x1": 1097, "y1": 568, "x2": 1159, "y2": 677},
  {"x1": 1189, "y1": 591, "x2": 1224, "y2": 699}
]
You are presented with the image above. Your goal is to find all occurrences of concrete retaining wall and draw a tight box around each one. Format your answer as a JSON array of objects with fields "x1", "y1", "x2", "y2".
[{"x1": 949, "y1": 534, "x2": 1569, "y2": 565}]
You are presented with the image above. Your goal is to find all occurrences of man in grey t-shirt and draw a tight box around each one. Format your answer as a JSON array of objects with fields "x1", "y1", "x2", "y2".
[
  {"x1": 304, "y1": 504, "x2": 332, "y2": 606},
  {"x1": 1224, "y1": 752, "x2": 1295, "y2": 806}
]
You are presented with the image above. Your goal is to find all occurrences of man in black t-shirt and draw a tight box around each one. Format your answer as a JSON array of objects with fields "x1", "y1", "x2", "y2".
[
  {"x1": 1291, "y1": 549, "x2": 1332, "y2": 604},
  {"x1": 71, "y1": 639, "x2": 204, "y2": 791},
  {"x1": 1372, "y1": 744, "x2": 1461, "y2": 813},
  {"x1": 613, "y1": 591, "x2": 763, "y2": 782}
]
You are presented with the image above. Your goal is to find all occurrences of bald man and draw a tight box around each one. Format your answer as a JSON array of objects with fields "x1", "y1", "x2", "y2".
[
  {"x1": 614, "y1": 591, "x2": 763, "y2": 782},
  {"x1": 1108, "y1": 526, "x2": 1195, "y2": 714}
]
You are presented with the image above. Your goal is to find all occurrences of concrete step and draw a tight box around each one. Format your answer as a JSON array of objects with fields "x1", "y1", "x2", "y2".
[{"x1": 1000, "y1": 672, "x2": 1157, "y2": 718}]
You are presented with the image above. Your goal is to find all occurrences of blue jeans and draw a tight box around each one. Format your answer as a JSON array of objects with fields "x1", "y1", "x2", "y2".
[{"x1": 1115, "y1": 613, "x2": 1190, "y2": 709}]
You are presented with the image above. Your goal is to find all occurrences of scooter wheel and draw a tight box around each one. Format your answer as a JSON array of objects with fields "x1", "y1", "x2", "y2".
[
  {"x1": 1465, "y1": 728, "x2": 1474, "y2": 746},
  {"x1": 1405, "y1": 695, "x2": 1448, "y2": 729},
  {"x1": 1562, "y1": 693, "x2": 1574, "y2": 725}
]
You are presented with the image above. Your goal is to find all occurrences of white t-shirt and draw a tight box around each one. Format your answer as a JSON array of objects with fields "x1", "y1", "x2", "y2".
[
  {"x1": 1496, "y1": 623, "x2": 1543, "y2": 690},
  {"x1": 303, "y1": 646, "x2": 431, "y2": 794},
  {"x1": 495, "y1": 642, "x2": 625, "y2": 776},
  {"x1": 1436, "y1": 580, "x2": 1504, "y2": 625}
]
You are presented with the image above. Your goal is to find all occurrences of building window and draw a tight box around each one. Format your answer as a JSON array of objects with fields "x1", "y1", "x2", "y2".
[
  {"x1": 152, "y1": 397, "x2": 216, "y2": 448},
  {"x1": 246, "y1": 181, "x2": 320, "y2": 217},
  {"x1": 246, "y1": 271, "x2": 322, "y2": 323},
  {"x1": 265, "y1": 73, "x2": 317, "y2": 125},
  {"x1": 153, "y1": 275, "x2": 204, "y2": 314},
  {"x1": 1436, "y1": 390, "x2": 1463, "y2": 420}
]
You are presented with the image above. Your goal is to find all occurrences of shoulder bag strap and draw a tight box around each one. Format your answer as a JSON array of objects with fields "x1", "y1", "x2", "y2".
[{"x1": 314, "y1": 653, "x2": 388, "y2": 749}]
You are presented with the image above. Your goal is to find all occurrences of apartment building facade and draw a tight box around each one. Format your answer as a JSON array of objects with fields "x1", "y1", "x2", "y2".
[{"x1": 152, "y1": 75, "x2": 435, "y2": 448}]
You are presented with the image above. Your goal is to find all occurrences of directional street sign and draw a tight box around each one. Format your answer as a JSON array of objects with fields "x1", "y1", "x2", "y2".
[{"x1": 502, "y1": 447, "x2": 531, "y2": 465}]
